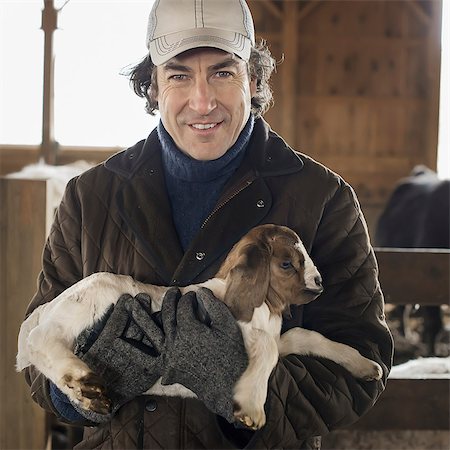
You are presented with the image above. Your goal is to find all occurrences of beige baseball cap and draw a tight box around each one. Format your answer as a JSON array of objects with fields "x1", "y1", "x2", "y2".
[{"x1": 146, "y1": 0, "x2": 255, "y2": 66}]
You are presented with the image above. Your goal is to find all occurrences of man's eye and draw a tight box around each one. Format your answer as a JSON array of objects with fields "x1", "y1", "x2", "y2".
[
  {"x1": 215, "y1": 71, "x2": 232, "y2": 78},
  {"x1": 169, "y1": 74, "x2": 188, "y2": 81}
]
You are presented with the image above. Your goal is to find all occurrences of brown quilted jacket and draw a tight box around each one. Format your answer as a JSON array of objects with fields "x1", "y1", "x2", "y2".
[{"x1": 24, "y1": 118, "x2": 393, "y2": 449}]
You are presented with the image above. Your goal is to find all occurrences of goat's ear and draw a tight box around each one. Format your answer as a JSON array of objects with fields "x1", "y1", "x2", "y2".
[{"x1": 223, "y1": 243, "x2": 270, "y2": 322}]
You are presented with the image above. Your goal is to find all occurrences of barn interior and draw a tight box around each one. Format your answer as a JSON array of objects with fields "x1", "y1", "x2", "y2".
[{"x1": 0, "y1": 1, "x2": 449, "y2": 449}]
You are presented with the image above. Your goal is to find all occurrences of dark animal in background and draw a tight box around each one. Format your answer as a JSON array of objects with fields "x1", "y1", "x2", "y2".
[{"x1": 376, "y1": 166, "x2": 449, "y2": 359}]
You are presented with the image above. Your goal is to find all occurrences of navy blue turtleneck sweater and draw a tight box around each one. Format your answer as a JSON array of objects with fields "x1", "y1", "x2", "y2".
[{"x1": 158, "y1": 115, "x2": 254, "y2": 250}]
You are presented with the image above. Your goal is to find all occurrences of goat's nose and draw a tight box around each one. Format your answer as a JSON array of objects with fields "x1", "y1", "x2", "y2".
[{"x1": 314, "y1": 276, "x2": 323, "y2": 288}]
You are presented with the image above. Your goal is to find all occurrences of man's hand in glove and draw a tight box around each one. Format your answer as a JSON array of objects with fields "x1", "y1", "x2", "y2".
[
  {"x1": 74, "y1": 292, "x2": 164, "y2": 414},
  {"x1": 160, "y1": 287, "x2": 249, "y2": 423}
]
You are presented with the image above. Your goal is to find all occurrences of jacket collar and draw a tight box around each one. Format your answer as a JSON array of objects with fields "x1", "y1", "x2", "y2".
[
  {"x1": 104, "y1": 128, "x2": 159, "y2": 179},
  {"x1": 247, "y1": 117, "x2": 304, "y2": 177}
]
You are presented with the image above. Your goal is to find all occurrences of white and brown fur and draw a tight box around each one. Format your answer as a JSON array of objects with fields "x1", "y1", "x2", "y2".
[{"x1": 17, "y1": 224, "x2": 382, "y2": 430}]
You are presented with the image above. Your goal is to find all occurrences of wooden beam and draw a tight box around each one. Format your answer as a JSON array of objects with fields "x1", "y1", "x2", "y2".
[
  {"x1": 56, "y1": 145, "x2": 118, "y2": 165},
  {"x1": 374, "y1": 248, "x2": 450, "y2": 306},
  {"x1": 260, "y1": 0, "x2": 282, "y2": 20},
  {"x1": 352, "y1": 379, "x2": 449, "y2": 430},
  {"x1": 406, "y1": 0, "x2": 432, "y2": 27},
  {"x1": 298, "y1": 1, "x2": 323, "y2": 23}
]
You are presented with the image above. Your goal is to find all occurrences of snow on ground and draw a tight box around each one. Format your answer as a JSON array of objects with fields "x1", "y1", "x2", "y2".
[{"x1": 390, "y1": 356, "x2": 450, "y2": 379}]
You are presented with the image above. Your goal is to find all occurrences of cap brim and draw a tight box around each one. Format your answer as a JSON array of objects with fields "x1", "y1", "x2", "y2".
[{"x1": 149, "y1": 27, "x2": 252, "y2": 65}]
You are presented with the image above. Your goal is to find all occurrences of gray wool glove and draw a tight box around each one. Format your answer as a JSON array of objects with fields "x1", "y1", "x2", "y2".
[
  {"x1": 160, "y1": 287, "x2": 249, "y2": 423},
  {"x1": 74, "y1": 293, "x2": 165, "y2": 414}
]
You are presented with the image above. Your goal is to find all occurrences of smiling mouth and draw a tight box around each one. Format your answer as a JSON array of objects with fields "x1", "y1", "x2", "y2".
[{"x1": 189, "y1": 122, "x2": 221, "y2": 130}]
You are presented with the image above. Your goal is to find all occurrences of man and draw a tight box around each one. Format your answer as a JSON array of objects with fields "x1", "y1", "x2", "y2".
[{"x1": 23, "y1": 0, "x2": 393, "y2": 448}]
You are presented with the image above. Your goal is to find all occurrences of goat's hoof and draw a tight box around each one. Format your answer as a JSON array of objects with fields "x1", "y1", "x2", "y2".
[
  {"x1": 86, "y1": 396, "x2": 112, "y2": 415},
  {"x1": 233, "y1": 402, "x2": 266, "y2": 430},
  {"x1": 63, "y1": 372, "x2": 111, "y2": 414},
  {"x1": 355, "y1": 358, "x2": 383, "y2": 381},
  {"x1": 234, "y1": 413, "x2": 264, "y2": 431},
  {"x1": 236, "y1": 415, "x2": 259, "y2": 431},
  {"x1": 362, "y1": 361, "x2": 383, "y2": 381}
]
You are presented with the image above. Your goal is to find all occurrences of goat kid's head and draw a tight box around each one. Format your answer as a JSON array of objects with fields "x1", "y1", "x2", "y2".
[{"x1": 217, "y1": 224, "x2": 323, "y2": 321}]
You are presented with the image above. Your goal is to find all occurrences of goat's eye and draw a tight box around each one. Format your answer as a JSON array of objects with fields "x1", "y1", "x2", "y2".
[{"x1": 280, "y1": 261, "x2": 293, "y2": 270}]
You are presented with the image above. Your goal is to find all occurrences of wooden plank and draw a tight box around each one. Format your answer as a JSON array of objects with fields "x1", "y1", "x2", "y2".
[
  {"x1": 297, "y1": 97, "x2": 424, "y2": 159},
  {"x1": 375, "y1": 249, "x2": 450, "y2": 306},
  {"x1": 0, "y1": 178, "x2": 51, "y2": 449},
  {"x1": 0, "y1": 145, "x2": 41, "y2": 176},
  {"x1": 352, "y1": 378, "x2": 450, "y2": 430},
  {"x1": 297, "y1": 2, "x2": 322, "y2": 24},
  {"x1": 56, "y1": 146, "x2": 116, "y2": 165}
]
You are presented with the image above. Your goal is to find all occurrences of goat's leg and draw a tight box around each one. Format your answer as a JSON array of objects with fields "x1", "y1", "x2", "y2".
[
  {"x1": 232, "y1": 324, "x2": 279, "y2": 430},
  {"x1": 17, "y1": 273, "x2": 144, "y2": 414},
  {"x1": 278, "y1": 327, "x2": 383, "y2": 381},
  {"x1": 421, "y1": 305, "x2": 443, "y2": 356},
  {"x1": 27, "y1": 325, "x2": 111, "y2": 413}
]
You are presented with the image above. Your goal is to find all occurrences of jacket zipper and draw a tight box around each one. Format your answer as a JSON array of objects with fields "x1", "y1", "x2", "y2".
[{"x1": 201, "y1": 179, "x2": 254, "y2": 229}]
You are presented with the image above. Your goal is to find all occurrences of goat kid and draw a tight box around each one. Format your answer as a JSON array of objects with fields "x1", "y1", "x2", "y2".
[{"x1": 17, "y1": 224, "x2": 383, "y2": 430}]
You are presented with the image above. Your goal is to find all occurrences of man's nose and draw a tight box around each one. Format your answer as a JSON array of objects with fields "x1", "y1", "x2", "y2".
[{"x1": 189, "y1": 79, "x2": 217, "y2": 116}]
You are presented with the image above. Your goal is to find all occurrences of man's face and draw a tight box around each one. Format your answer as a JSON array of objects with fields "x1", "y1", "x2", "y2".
[{"x1": 155, "y1": 48, "x2": 257, "y2": 161}]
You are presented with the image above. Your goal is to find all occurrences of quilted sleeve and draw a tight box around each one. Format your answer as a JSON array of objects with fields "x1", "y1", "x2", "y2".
[
  {"x1": 26, "y1": 177, "x2": 84, "y2": 315},
  {"x1": 23, "y1": 177, "x2": 88, "y2": 422},
  {"x1": 253, "y1": 181, "x2": 394, "y2": 448}
]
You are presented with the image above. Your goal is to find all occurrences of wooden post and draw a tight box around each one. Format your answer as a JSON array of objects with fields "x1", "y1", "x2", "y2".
[
  {"x1": 0, "y1": 178, "x2": 53, "y2": 449},
  {"x1": 425, "y1": 0, "x2": 442, "y2": 171},
  {"x1": 41, "y1": 0, "x2": 58, "y2": 165}
]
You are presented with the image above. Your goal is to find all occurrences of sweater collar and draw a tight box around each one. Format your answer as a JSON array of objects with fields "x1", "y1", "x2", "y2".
[{"x1": 157, "y1": 115, "x2": 254, "y2": 183}]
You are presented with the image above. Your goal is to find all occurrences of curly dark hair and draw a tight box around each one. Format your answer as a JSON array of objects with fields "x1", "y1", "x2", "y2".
[{"x1": 127, "y1": 40, "x2": 276, "y2": 118}]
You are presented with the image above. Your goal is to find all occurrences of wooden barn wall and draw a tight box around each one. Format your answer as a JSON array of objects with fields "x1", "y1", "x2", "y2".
[{"x1": 248, "y1": 0, "x2": 442, "y2": 233}]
